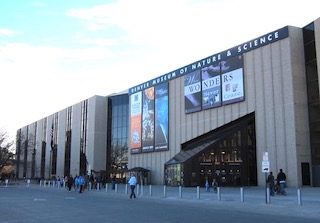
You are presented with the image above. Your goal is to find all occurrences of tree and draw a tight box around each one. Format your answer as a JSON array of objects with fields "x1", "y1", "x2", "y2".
[
  {"x1": 0, "y1": 129, "x2": 14, "y2": 174},
  {"x1": 111, "y1": 142, "x2": 128, "y2": 171}
]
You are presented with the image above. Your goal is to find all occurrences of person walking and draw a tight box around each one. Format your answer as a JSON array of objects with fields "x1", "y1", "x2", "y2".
[
  {"x1": 212, "y1": 179, "x2": 218, "y2": 193},
  {"x1": 277, "y1": 169, "x2": 286, "y2": 195},
  {"x1": 266, "y1": 171, "x2": 274, "y2": 196},
  {"x1": 67, "y1": 174, "x2": 73, "y2": 192},
  {"x1": 205, "y1": 179, "x2": 210, "y2": 192},
  {"x1": 78, "y1": 175, "x2": 85, "y2": 193},
  {"x1": 128, "y1": 174, "x2": 137, "y2": 199}
]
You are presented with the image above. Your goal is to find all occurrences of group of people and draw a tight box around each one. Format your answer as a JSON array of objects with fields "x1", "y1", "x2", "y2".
[
  {"x1": 56, "y1": 175, "x2": 86, "y2": 193},
  {"x1": 267, "y1": 169, "x2": 287, "y2": 196},
  {"x1": 205, "y1": 179, "x2": 218, "y2": 193},
  {"x1": 55, "y1": 173, "x2": 138, "y2": 199}
]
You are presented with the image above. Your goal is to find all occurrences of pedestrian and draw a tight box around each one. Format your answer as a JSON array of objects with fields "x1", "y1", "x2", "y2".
[
  {"x1": 128, "y1": 174, "x2": 137, "y2": 199},
  {"x1": 67, "y1": 174, "x2": 73, "y2": 192},
  {"x1": 212, "y1": 179, "x2": 218, "y2": 193},
  {"x1": 266, "y1": 171, "x2": 274, "y2": 196},
  {"x1": 277, "y1": 169, "x2": 286, "y2": 195},
  {"x1": 205, "y1": 179, "x2": 210, "y2": 192},
  {"x1": 79, "y1": 175, "x2": 85, "y2": 193},
  {"x1": 74, "y1": 175, "x2": 79, "y2": 191}
]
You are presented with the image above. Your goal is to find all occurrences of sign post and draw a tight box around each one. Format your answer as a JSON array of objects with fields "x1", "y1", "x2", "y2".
[{"x1": 262, "y1": 152, "x2": 270, "y2": 204}]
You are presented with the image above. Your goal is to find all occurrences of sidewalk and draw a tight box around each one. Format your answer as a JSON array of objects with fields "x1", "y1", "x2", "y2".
[
  {"x1": 90, "y1": 183, "x2": 320, "y2": 219},
  {"x1": 11, "y1": 181, "x2": 320, "y2": 219}
]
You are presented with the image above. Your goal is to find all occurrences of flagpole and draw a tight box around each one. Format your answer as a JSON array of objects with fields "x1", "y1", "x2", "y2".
[
  {"x1": 49, "y1": 121, "x2": 54, "y2": 180},
  {"x1": 49, "y1": 149, "x2": 52, "y2": 180}
]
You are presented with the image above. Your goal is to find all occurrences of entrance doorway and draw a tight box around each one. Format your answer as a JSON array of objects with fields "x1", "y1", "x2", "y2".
[{"x1": 165, "y1": 113, "x2": 256, "y2": 187}]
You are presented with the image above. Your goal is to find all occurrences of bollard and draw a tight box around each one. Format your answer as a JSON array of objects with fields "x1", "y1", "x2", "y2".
[
  {"x1": 266, "y1": 188, "x2": 270, "y2": 204},
  {"x1": 125, "y1": 184, "x2": 128, "y2": 194},
  {"x1": 5, "y1": 179, "x2": 8, "y2": 187},
  {"x1": 240, "y1": 187, "x2": 244, "y2": 202},
  {"x1": 105, "y1": 183, "x2": 108, "y2": 192},
  {"x1": 141, "y1": 184, "x2": 144, "y2": 196},
  {"x1": 39, "y1": 180, "x2": 42, "y2": 187},
  {"x1": 217, "y1": 187, "x2": 221, "y2": 201},
  {"x1": 197, "y1": 186, "x2": 200, "y2": 199},
  {"x1": 136, "y1": 184, "x2": 140, "y2": 196},
  {"x1": 149, "y1": 185, "x2": 152, "y2": 196},
  {"x1": 44, "y1": 180, "x2": 47, "y2": 187},
  {"x1": 27, "y1": 179, "x2": 30, "y2": 187},
  {"x1": 115, "y1": 184, "x2": 118, "y2": 193},
  {"x1": 163, "y1": 185, "x2": 167, "y2": 198},
  {"x1": 179, "y1": 186, "x2": 182, "y2": 198},
  {"x1": 297, "y1": 188, "x2": 302, "y2": 206},
  {"x1": 97, "y1": 183, "x2": 100, "y2": 191}
]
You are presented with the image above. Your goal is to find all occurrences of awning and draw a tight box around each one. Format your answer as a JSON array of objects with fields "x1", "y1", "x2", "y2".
[
  {"x1": 165, "y1": 139, "x2": 219, "y2": 165},
  {"x1": 128, "y1": 167, "x2": 150, "y2": 172}
]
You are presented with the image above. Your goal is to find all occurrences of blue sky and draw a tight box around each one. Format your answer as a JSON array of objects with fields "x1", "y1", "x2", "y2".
[{"x1": 0, "y1": 0, "x2": 319, "y2": 140}]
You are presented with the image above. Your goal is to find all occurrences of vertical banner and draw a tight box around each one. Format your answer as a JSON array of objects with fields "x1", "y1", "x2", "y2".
[
  {"x1": 201, "y1": 62, "x2": 222, "y2": 109},
  {"x1": 130, "y1": 92, "x2": 142, "y2": 154},
  {"x1": 155, "y1": 83, "x2": 169, "y2": 151},
  {"x1": 184, "y1": 70, "x2": 202, "y2": 113},
  {"x1": 221, "y1": 55, "x2": 245, "y2": 105},
  {"x1": 142, "y1": 87, "x2": 155, "y2": 152}
]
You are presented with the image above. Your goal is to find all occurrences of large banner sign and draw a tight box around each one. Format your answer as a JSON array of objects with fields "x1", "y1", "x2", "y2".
[
  {"x1": 184, "y1": 70, "x2": 202, "y2": 114},
  {"x1": 155, "y1": 83, "x2": 169, "y2": 151},
  {"x1": 142, "y1": 87, "x2": 155, "y2": 152},
  {"x1": 186, "y1": 55, "x2": 244, "y2": 113},
  {"x1": 130, "y1": 92, "x2": 142, "y2": 154}
]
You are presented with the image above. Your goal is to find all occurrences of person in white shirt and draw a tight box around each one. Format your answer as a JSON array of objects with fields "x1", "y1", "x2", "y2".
[{"x1": 128, "y1": 174, "x2": 137, "y2": 199}]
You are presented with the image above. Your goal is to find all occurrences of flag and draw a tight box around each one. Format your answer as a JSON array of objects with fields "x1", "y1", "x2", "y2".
[{"x1": 50, "y1": 122, "x2": 54, "y2": 150}]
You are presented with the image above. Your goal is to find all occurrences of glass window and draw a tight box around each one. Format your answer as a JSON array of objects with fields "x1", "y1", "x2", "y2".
[
  {"x1": 303, "y1": 22, "x2": 314, "y2": 44},
  {"x1": 305, "y1": 42, "x2": 316, "y2": 62}
]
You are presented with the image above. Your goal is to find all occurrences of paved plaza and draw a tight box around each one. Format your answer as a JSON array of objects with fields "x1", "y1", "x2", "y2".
[{"x1": 0, "y1": 181, "x2": 319, "y2": 223}]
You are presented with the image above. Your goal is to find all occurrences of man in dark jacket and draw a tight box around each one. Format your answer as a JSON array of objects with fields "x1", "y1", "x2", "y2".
[
  {"x1": 277, "y1": 169, "x2": 286, "y2": 195},
  {"x1": 67, "y1": 175, "x2": 74, "y2": 192}
]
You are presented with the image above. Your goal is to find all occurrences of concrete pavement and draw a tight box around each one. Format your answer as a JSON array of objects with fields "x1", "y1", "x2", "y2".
[{"x1": 2, "y1": 181, "x2": 320, "y2": 220}]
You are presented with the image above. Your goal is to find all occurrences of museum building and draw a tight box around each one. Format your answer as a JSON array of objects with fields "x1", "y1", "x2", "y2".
[{"x1": 16, "y1": 18, "x2": 320, "y2": 187}]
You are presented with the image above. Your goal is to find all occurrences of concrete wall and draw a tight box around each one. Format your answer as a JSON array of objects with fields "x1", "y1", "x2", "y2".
[{"x1": 88, "y1": 95, "x2": 107, "y2": 173}]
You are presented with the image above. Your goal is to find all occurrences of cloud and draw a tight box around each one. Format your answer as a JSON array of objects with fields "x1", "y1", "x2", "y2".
[{"x1": 0, "y1": 28, "x2": 21, "y2": 36}]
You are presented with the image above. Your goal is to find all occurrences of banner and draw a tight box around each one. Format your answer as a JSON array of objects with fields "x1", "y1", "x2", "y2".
[
  {"x1": 155, "y1": 83, "x2": 169, "y2": 151},
  {"x1": 130, "y1": 92, "x2": 142, "y2": 154},
  {"x1": 142, "y1": 87, "x2": 155, "y2": 152}
]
